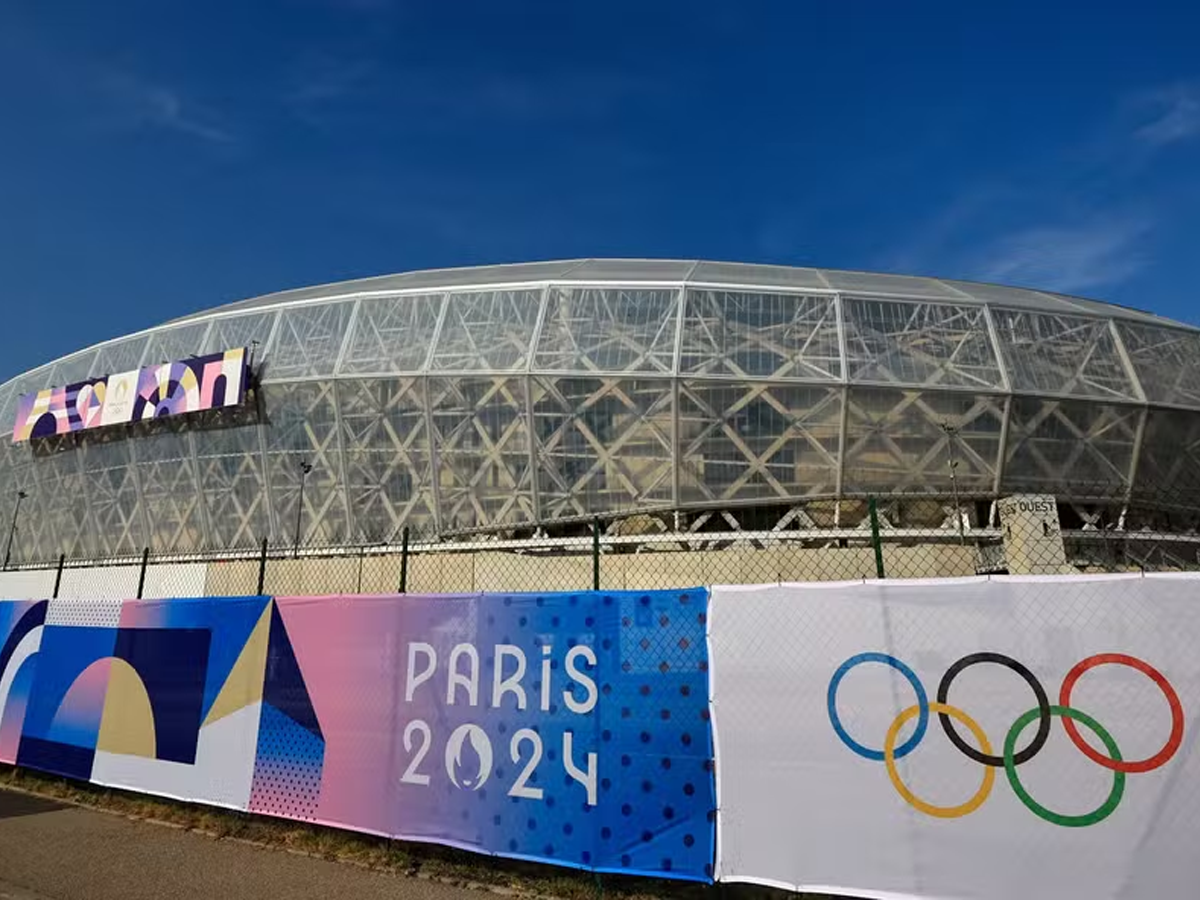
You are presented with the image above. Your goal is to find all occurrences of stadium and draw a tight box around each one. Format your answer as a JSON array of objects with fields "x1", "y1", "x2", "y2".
[{"x1": 2, "y1": 259, "x2": 1199, "y2": 577}]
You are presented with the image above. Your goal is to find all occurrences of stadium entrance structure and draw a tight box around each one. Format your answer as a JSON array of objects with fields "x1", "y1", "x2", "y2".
[{"x1": 2, "y1": 260, "x2": 1199, "y2": 574}]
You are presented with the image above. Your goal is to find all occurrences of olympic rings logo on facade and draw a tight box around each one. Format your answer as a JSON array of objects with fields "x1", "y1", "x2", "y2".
[{"x1": 827, "y1": 651, "x2": 1185, "y2": 827}]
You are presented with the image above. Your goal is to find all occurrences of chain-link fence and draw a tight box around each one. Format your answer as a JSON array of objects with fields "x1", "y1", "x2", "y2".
[{"x1": 2, "y1": 475, "x2": 1198, "y2": 600}]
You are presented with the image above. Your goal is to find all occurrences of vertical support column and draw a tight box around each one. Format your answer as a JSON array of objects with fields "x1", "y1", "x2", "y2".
[
  {"x1": 399, "y1": 526, "x2": 410, "y2": 594},
  {"x1": 592, "y1": 517, "x2": 601, "y2": 591},
  {"x1": 670, "y1": 282, "x2": 688, "y2": 510},
  {"x1": 833, "y1": 293, "x2": 850, "y2": 503},
  {"x1": 256, "y1": 535, "x2": 268, "y2": 596},
  {"x1": 983, "y1": 305, "x2": 1012, "y2": 499},
  {"x1": 524, "y1": 284, "x2": 551, "y2": 525},
  {"x1": 868, "y1": 497, "x2": 885, "y2": 579},
  {"x1": 256, "y1": 312, "x2": 284, "y2": 543},
  {"x1": 423, "y1": 292, "x2": 451, "y2": 536},
  {"x1": 136, "y1": 547, "x2": 150, "y2": 599}
]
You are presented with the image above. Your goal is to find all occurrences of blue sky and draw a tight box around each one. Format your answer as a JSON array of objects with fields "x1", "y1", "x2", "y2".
[{"x1": 2, "y1": 0, "x2": 1199, "y2": 382}]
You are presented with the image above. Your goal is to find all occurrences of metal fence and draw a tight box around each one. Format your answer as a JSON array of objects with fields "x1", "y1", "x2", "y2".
[{"x1": 3, "y1": 475, "x2": 1199, "y2": 601}]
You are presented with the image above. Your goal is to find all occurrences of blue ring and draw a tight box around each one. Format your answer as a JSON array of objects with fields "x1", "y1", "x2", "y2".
[{"x1": 827, "y1": 652, "x2": 928, "y2": 761}]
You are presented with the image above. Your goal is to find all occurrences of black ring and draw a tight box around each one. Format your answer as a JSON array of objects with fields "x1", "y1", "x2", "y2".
[{"x1": 936, "y1": 652, "x2": 1051, "y2": 767}]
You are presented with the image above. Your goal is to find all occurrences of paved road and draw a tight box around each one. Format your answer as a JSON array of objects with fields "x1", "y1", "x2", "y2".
[{"x1": 0, "y1": 787, "x2": 484, "y2": 900}]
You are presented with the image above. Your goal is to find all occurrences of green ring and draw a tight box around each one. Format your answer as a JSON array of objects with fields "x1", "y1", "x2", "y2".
[{"x1": 1004, "y1": 704, "x2": 1125, "y2": 827}]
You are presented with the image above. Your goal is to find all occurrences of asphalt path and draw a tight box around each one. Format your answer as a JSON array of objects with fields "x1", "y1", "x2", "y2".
[{"x1": 0, "y1": 786, "x2": 486, "y2": 900}]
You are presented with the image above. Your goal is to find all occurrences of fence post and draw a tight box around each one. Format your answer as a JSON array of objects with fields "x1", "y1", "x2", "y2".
[
  {"x1": 398, "y1": 526, "x2": 409, "y2": 594},
  {"x1": 592, "y1": 517, "x2": 601, "y2": 591},
  {"x1": 53, "y1": 553, "x2": 65, "y2": 599},
  {"x1": 136, "y1": 547, "x2": 150, "y2": 599},
  {"x1": 256, "y1": 536, "x2": 268, "y2": 595},
  {"x1": 868, "y1": 497, "x2": 885, "y2": 579}
]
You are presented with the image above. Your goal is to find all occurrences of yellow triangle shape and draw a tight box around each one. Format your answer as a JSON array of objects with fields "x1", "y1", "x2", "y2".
[{"x1": 203, "y1": 601, "x2": 272, "y2": 728}]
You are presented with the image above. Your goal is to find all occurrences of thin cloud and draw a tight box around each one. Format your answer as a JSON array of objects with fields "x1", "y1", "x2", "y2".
[
  {"x1": 102, "y1": 72, "x2": 236, "y2": 145},
  {"x1": 1131, "y1": 83, "x2": 1200, "y2": 148},
  {"x1": 971, "y1": 218, "x2": 1151, "y2": 294}
]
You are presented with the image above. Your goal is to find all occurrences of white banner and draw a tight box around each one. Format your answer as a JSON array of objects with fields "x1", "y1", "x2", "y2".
[{"x1": 710, "y1": 575, "x2": 1200, "y2": 900}]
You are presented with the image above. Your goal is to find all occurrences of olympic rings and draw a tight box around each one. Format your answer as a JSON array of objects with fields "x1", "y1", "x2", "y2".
[
  {"x1": 885, "y1": 703, "x2": 995, "y2": 818},
  {"x1": 1059, "y1": 654, "x2": 1184, "y2": 774},
  {"x1": 1005, "y1": 705, "x2": 1125, "y2": 827},
  {"x1": 937, "y1": 653, "x2": 1051, "y2": 767},
  {"x1": 827, "y1": 652, "x2": 928, "y2": 761},
  {"x1": 827, "y1": 650, "x2": 1183, "y2": 827}
]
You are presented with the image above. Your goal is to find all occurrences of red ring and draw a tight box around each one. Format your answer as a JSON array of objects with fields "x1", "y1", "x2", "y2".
[{"x1": 1059, "y1": 653, "x2": 1184, "y2": 774}]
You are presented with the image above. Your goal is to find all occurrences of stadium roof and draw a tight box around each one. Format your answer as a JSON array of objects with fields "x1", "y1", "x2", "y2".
[{"x1": 170, "y1": 258, "x2": 1193, "y2": 330}]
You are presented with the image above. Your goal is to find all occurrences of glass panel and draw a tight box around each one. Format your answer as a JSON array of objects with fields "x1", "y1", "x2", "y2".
[
  {"x1": 1135, "y1": 409, "x2": 1200, "y2": 506},
  {"x1": 680, "y1": 290, "x2": 841, "y2": 381},
  {"x1": 48, "y1": 349, "x2": 100, "y2": 386},
  {"x1": 821, "y1": 271, "x2": 964, "y2": 299},
  {"x1": 430, "y1": 290, "x2": 541, "y2": 372},
  {"x1": 531, "y1": 377, "x2": 673, "y2": 518},
  {"x1": 561, "y1": 260, "x2": 694, "y2": 281},
  {"x1": 428, "y1": 376, "x2": 535, "y2": 529},
  {"x1": 261, "y1": 380, "x2": 349, "y2": 547},
  {"x1": 265, "y1": 301, "x2": 354, "y2": 381},
  {"x1": 843, "y1": 298, "x2": 1004, "y2": 389},
  {"x1": 678, "y1": 381, "x2": 841, "y2": 503},
  {"x1": 942, "y1": 281, "x2": 1084, "y2": 313},
  {"x1": 143, "y1": 321, "x2": 214, "y2": 366},
  {"x1": 203, "y1": 312, "x2": 279, "y2": 361},
  {"x1": 193, "y1": 416, "x2": 270, "y2": 550},
  {"x1": 339, "y1": 294, "x2": 444, "y2": 375},
  {"x1": 0, "y1": 442, "x2": 48, "y2": 564},
  {"x1": 1114, "y1": 322, "x2": 1200, "y2": 409},
  {"x1": 534, "y1": 287, "x2": 678, "y2": 374},
  {"x1": 93, "y1": 335, "x2": 149, "y2": 376},
  {"x1": 1003, "y1": 397, "x2": 1139, "y2": 494},
  {"x1": 130, "y1": 420, "x2": 207, "y2": 552},
  {"x1": 690, "y1": 261, "x2": 830, "y2": 290},
  {"x1": 22, "y1": 438, "x2": 93, "y2": 560},
  {"x1": 842, "y1": 388, "x2": 1004, "y2": 494},
  {"x1": 78, "y1": 435, "x2": 144, "y2": 556},
  {"x1": 337, "y1": 378, "x2": 436, "y2": 541},
  {"x1": 992, "y1": 309, "x2": 1136, "y2": 399}
]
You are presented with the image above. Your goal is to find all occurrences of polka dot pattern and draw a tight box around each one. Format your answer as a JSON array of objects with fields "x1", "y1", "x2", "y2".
[
  {"x1": 248, "y1": 703, "x2": 325, "y2": 821},
  {"x1": 45, "y1": 598, "x2": 123, "y2": 628}
]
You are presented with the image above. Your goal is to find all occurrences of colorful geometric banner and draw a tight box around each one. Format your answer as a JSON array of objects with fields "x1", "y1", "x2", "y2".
[
  {"x1": 709, "y1": 575, "x2": 1200, "y2": 900},
  {"x1": 0, "y1": 589, "x2": 716, "y2": 882},
  {"x1": 12, "y1": 347, "x2": 248, "y2": 443}
]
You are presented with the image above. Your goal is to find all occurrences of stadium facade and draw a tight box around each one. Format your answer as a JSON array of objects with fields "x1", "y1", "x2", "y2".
[{"x1": 2, "y1": 259, "x2": 1199, "y2": 565}]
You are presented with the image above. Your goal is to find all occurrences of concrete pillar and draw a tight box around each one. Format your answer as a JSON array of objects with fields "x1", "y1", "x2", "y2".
[{"x1": 997, "y1": 494, "x2": 1072, "y2": 574}]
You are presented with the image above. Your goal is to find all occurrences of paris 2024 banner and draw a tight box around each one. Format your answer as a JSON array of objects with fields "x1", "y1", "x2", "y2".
[
  {"x1": 709, "y1": 575, "x2": 1200, "y2": 900},
  {"x1": 0, "y1": 590, "x2": 716, "y2": 881}
]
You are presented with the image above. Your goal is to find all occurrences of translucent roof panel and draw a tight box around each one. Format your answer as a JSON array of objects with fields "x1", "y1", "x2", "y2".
[
  {"x1": 533, "y1": 287, "x2": 678, "y2": 374},
  {"x1": 822, "y1": 271, "x2": 964, "y2": 299},
  {"x1": 202, "y1": 311, "x2": 279, "y2": 359},
  {"x1": 990, "y1": 309, "x2": 1138, "y2": 400},
  {"x1": 679, "y1": 290, "x2": 841, "y2": 381},
  {"x1": 47, "y1": 349, "x2": 100, "y2": 387},
  {"x1": 429, "y1": 289, "x2": 543, "y2": 372},
  {"x1": 842, "y1": 298, "x2": 1005, "y2": 389},
  {"x1": 339, "y1": 294, "x2": 444, "y2": 375},
  {"x1": 689, "y1": 261, "x2": 831, "y2": 290},
  {"x1": 92, "y1": 335, "x2": 149, "y2": 375},
  {"x1": 941, "y1": 280, "x2": 1086, "y2": 313},
  {"x1": 142, "y1": 320, "x2": 213, "y2": 367},
  {"x1": 264, "y1": 300, "x2": 355, "y2": 380},
  {"x1": 559, "y1": 259, "x2": 697, "y2": 281},
  {"x1": 1114, "y1": 322, "x2": 1200, "y2": 409}
]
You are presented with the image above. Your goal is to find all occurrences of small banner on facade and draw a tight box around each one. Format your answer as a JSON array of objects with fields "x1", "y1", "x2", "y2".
[
  {"x1": 11, "y1": 347, "x2": 248, "y2": 442},
  {"x1": 0, "y1": 590, "x2": 716, "y2": 882},
  {"x1": 709, "y1": 575, "x2": 1200, "y2": 900}
]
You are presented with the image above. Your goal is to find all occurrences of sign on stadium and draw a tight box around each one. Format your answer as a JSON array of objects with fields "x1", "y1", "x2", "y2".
[{"x1": 11, "y1": 347, "x2": 248, "y2": 443}]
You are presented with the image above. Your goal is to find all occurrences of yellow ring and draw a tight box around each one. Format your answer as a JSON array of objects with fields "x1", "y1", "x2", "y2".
[{"x1": 883, "y1": 702, "x2": 995, "y2": 819}]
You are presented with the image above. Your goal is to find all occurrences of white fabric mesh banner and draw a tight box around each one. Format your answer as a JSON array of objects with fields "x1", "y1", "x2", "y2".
[{"x1": 710, "y1": 575, "x2": 1200, "y2": 900}]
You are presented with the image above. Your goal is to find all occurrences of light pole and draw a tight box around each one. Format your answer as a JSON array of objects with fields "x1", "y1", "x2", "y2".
[
  {"x1": 3, "y1": 490, "x2": 28, "y2": 571},
  {"x1": 293, "y1": 462, "x2": 313, "y2": 558},
  {"x1": 941, "y1": 422, "x2": 966, "y2": 545}
]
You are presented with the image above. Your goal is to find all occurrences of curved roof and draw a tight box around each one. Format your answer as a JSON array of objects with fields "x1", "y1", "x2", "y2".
[
  {"x1": 4, "y1": 260, "x2": 1200, "y2": 420},
  {"x1": 171, "y1": 258, "x2": 1189, "y2": 328}
]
